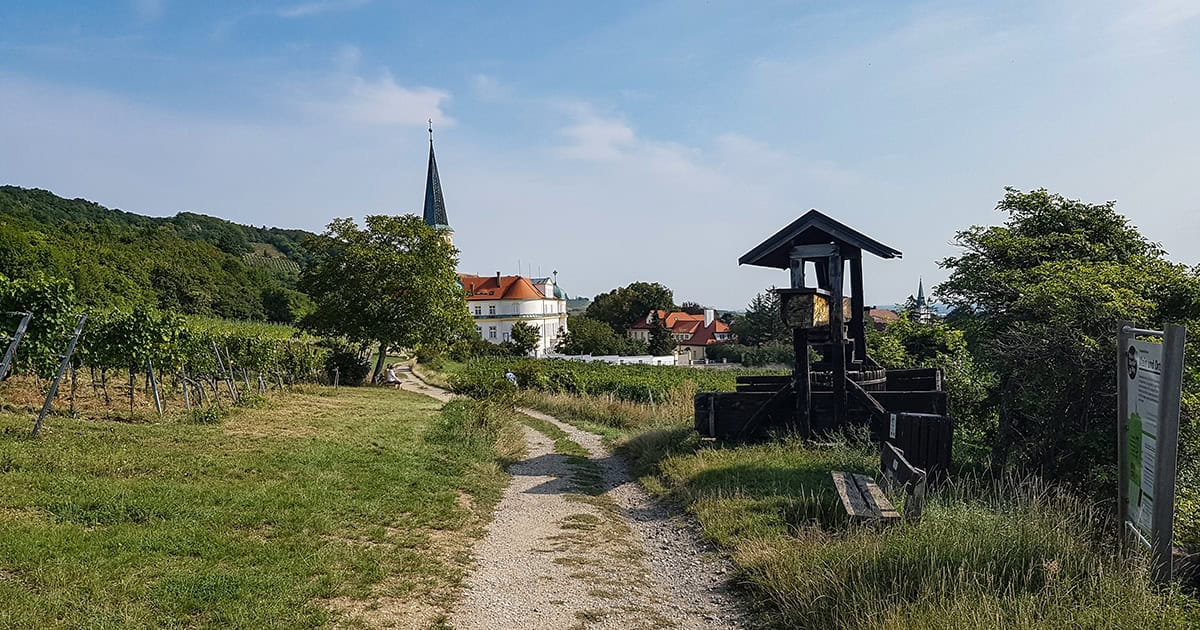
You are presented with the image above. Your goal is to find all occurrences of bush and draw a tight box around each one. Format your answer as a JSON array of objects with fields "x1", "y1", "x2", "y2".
[
  {"x1": 414, "y1": 345, "x2": 445, "y2": 370},
  {"x1": 448, "y1": 337, "x2": 508, "y2": 362},
  {"x1": 450, "y1": 356, "x2": 781, "y2": 403},
  {"x1": 323, "y1": 347, "x2": 369, "y2": 386},
  {"x1": 706, "y1": 342, "x2": 794, "y2": 367}
]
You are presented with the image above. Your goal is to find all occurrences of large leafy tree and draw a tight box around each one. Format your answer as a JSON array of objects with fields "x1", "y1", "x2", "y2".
[
  {"x1": 555, "y1": 315, "x2": 647, "y2": 356},
  {"x1": 300, "y1": 215, "x2": 472, "y2": 381},
  {"x1": 938, "y1": 188, "x2": 1200, "y2": 487},
  {"x1": 584, "y1": 282, "x2": 675, "y2": 333}
]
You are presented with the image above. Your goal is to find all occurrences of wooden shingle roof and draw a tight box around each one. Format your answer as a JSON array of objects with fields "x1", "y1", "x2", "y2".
[{"x1": 739, "y1": 209, "x2": 901, "y2": 269}]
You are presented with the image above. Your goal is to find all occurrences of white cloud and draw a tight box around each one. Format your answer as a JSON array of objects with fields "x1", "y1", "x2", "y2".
[
  {"x1": 277, "y1": 0, "x2": 371, "y2": 19},
  {"x1": 558, "y1": 115, "x2": 636, "y2": 161},
  {"x1": 296, "y1": 71, "x2": 452, "y2": 127}
]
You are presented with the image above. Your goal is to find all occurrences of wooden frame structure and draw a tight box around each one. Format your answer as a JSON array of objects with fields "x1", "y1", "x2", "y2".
[{"x1": 695, "y1": 210, "x2": 954, "y2": 473}]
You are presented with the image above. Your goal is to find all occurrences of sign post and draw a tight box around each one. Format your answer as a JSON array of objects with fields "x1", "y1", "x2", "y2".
[{"x1": 1117, "y1": 322, "x2": 1186, "y2": 583}]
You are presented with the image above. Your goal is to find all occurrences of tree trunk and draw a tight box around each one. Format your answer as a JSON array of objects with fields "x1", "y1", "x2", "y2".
[{"x1": 371, "y1": 340, "x2": 388, "y2": 384}]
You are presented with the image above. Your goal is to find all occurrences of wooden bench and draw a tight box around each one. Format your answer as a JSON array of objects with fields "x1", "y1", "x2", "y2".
[{"x1": 831, "y1": 442, "x2": 928, "y2": 522}]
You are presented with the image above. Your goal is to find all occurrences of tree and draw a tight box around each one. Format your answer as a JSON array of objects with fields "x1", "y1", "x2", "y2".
[
  {"x1": 584, "y1": 281, "x2": 675, "y2": 333},
  {"x1": 299, "y1": 215, "x2": 472, "y2": 382},
  {"x1": 730, "y1": 288, "x2": 788, "y2": 346},
  {"x1": 647, "y1": 318, "x2": 677, "y2": 356},
  {"x1": 505, "y1": 321, "x2": 540, "y2": 356},
  {"x1": 938, "y1": 188, "x2": 1200, "y2": 486},
  {"x1": 555, "y1": 315, "x2": 647, "y2": 356},
  {"x1": 679, "y1": 301, "x2": 706, "y2": 315}
]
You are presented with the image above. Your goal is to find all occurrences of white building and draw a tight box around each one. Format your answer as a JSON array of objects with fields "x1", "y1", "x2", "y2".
[
  {"x1": 459, "y1": 272, "x2": 568, "y2": 357},
  {"x1": 422, "y1": 126, "x2": 568, "y2": 356}
]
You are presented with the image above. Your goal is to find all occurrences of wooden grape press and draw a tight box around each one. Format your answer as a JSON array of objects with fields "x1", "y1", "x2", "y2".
[{"x1": 695, "y1": 211, "x2": 953, "y2": 473}]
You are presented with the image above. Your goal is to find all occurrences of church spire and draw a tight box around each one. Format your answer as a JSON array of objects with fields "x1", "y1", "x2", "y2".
[
  {"x1": 916, "y1": 278, "x2": 925, "y2": 307},
  {"x1": 423, "y1": 120, "x2": 451, "y2": 233}
]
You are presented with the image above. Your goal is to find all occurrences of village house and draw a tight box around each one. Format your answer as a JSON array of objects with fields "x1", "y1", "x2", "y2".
[
  {"x1": 628, "y1": 309, "x2": 734, "y2": 365},
  {"x1": 458, "y1": 273, "x2": 568, "y2": 357}
]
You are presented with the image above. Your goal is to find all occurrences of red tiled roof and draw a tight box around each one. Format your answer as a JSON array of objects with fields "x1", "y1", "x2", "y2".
[
  {"x1": 459, "y1": 274, "x2": 546, "y2": 301},
  {"x1": 679, "y1": 319, "x2": 733, "y2": 346},
  {"x1": 868, "y1": 308, "x2": 899, "y2": 322},
  {"x1": 630, "y1": 310, "x2": 708, "y2": 330}
]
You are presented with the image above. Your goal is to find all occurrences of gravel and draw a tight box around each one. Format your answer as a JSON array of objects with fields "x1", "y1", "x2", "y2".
[{"x1": 401, "y1": 368, "x2": 751, "y2": 629}]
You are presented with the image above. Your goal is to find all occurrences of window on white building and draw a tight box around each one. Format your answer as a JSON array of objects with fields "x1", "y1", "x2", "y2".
[
  {"x1": 502, "y1": 332, "x2": 509, "y2": 341},
  {"x1": 488, "y1": 326, "x2": 497, "y2": 339},
  {"x1": 489, "y1": 305, "x2": 496, "y2": 316},
  {"x1": 476, "y1": 325, "x2": 482, "y2": 337},
  {"x1": 474, "y1": 305, "x2": 481, "y2": 315}
]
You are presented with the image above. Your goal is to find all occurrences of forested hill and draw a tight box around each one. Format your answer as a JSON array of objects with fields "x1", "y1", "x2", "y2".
[{"x1": 0, "y1": 185, "x2": 317, "y2": 322}]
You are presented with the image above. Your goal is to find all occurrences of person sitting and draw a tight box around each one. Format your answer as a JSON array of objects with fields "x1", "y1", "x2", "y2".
[{"x1": 383, "y1": 364, "x2": 402, "y2": 388}]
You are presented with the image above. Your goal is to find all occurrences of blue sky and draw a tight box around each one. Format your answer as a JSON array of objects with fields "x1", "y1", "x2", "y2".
[{"x1": 2, "y1": 0, "x2": 1199, "y2": 308}]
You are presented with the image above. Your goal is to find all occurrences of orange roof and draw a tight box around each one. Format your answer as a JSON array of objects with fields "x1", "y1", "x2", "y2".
[
  {"x1": 459, "y1": 274, "x2": 546, "y2": 301},
  {"x1": 631, "y1": 310, "x2": 708, "y2": 330},
  {"x1": 679, "y1": 319, "x2": 733, "y2": 346}
]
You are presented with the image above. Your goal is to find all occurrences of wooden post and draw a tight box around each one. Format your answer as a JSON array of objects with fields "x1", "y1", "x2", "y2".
[
  {"x1": 181, "y1": 371, "x2": 192, "y2": 411},
  {"x1": 794, "y1": 327, "x2": 810, "y2": 436},
  {"x1": 790, "y1": 258, "x2": 805, "y2": 289},
  {"x1": 69, "y1": 364, "x2": 77, "y2": 415},
  {"x1": 148, "y1": 359, "x2": 163, "y2": 418},
  {"x1": 334, "y1": 367, "x2": 340, "y2": 389},
  {"x1": 212, "y1": 342, "x2": 237, "y2": 402},
  {"x1": 0, "y1": 312, "x2": 32, "y2": 382},
  {"x1": 258, "y1": 372, "x2": 265, "y2": 394},
  {"x1": 828, "y1": 252, "x2": 846, "y2": 428},
  {"x1": 849, "y1": 255, "x2": 866, "y2": 363},
  {"x1": 1116, "y1": 321, "x2": 1132, "y2": 550},
  {"x1": 128, "y1": 367, "x2": 136, "y2": 417},
  {"x1": 32, "y1": 314, "x2": 87, "y2": 437}
]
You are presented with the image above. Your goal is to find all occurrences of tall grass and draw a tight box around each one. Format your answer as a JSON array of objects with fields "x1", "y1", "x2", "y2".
[
  {"x1": 736, "y1": 477, "x2": 1198, "y2": 629},
  {"x1": 509, "y1": 382, "x2": 1199, "y2": 628}
]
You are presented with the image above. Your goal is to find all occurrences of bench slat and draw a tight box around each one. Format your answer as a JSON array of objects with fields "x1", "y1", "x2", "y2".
[
  {"x1": 831, "y1": 471, "x2": 875, "y2": 518},
  {"x1": 853, "y1": 473, "x2": 900, "y2": 519}
]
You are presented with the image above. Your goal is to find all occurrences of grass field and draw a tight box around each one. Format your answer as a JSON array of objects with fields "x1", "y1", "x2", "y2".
[
  {"x1": 510, "y1": 385, "x2": 1200, "y2": 629},
  {"x1": 0, "y1": 385, "x2": 521, "y2": 628}
]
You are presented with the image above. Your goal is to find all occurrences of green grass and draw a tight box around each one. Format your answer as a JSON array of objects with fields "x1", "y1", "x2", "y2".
[
  {"x1": 497, "y1": 380, "x2": 1200, "y2": 629},
  {"x1": 0, "y1": 386, "x2": 522, "y2": 628}
]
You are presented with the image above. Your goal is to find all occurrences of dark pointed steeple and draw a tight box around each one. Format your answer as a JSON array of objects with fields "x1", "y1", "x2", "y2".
[
  {"x1": 423, "y1": 120, "x2": 451, "y2": 232},
  {"x1": 916, "y1": 278, "x2": 925, "y2": 307}
]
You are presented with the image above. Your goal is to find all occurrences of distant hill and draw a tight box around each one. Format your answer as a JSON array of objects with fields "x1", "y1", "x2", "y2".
[{"x1": 0, "y1": 186, "x2": 317, "y2": 322}]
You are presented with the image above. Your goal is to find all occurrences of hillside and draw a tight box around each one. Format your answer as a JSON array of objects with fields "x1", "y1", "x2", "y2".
[{"x1": 0, "y1": 186, "x2": 316, "y2": 322}]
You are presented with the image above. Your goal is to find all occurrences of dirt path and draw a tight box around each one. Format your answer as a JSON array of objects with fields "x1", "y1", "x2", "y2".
[{"x1": 398, "y1": 368, "x2": 748, "y2": 629}]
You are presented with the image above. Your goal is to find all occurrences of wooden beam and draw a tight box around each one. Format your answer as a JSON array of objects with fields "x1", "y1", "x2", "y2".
[
  {"x1": 790, "y1": 243, "x2": 839, "y2": 259},
  {"x1": 794, "y1": 327, "x2": 811, "y2": 436},
  {"x1": 849, "y1": 257, "x2": 866, "y2": 362},
  {"x1": 828, "y1": 254, "x2": 846, "y2": 429}
]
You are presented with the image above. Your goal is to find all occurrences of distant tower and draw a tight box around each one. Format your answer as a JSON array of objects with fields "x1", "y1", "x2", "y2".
[
  {"x1": 913, "y1": 278, "x2": 935, "y2": 323},
  {"x1": 423, "y1": 120, "x2": 453, "y2": 245}
]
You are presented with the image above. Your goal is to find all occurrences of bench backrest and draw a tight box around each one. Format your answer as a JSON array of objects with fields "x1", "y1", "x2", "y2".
[{"x1": 880, "y1": 441, "x2": 927, "y2": 520}]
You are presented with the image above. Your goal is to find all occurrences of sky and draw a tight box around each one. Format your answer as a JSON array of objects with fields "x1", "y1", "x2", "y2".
[{"x1": 2, "y1": 0, "x2": 1199, "y2": 309}]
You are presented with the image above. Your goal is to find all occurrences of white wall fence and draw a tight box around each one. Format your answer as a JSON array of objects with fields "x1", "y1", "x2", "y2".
[{"x1": 546, "y1": 352, "x2": 677, "y2": 366}]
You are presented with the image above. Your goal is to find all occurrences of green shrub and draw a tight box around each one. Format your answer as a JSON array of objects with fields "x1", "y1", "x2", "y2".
[
  {"x1": 187, "y1": 406, "x2": 224, "y2": 424},
  {"x1": 450, "y1": 357, "x2": 781, "y2": 404},
  {"x1": 323, "y1": 347, "x2": 369, "y2": 386}
]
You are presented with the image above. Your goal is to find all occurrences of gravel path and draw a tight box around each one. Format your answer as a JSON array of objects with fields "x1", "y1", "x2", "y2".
[{"x1": 398, "y1": 367, "x2": 749, "y2": 629}]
